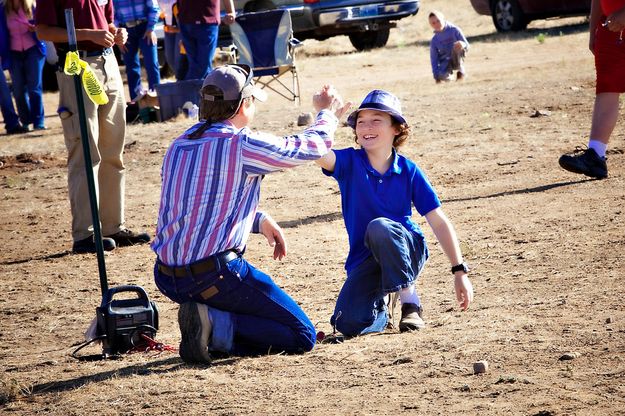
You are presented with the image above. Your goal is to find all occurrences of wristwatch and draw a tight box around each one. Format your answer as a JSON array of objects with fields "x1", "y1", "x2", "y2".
[{"x1": 451, "y1": 262, "x2": 469, "y2": 274}]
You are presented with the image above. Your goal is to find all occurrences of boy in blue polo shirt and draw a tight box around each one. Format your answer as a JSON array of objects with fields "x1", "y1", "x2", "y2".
[{"x1": 316, "y1": 89, "x2": 473, "y2": 336}]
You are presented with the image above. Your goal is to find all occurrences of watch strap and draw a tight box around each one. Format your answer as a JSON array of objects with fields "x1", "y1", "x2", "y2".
[{"x1": 451, "y1": 262, "x2": 469, "y2": 274}]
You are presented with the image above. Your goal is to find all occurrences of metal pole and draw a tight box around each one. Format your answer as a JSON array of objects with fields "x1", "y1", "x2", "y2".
[{"x1": 64, "y1": 9, "x2": 109, "y2": 295}]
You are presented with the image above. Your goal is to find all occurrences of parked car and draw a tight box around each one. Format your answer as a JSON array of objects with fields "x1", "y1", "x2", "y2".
[
  {"x1": 469, "y1": 0, "x2": 591, "y2": 32},
  {"x1": 223, "y1": 0, "x2": 421, "y2": 51}
]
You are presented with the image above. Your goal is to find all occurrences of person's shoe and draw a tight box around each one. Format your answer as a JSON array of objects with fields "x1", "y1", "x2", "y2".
[
  {"x1": 105, "y1": 228, "x2": 151, "y2": 247},
  {"x1": 6, "y1": 125, "x2": 29, "y2": 135},
  {"x1": 559, "y1": 147, "x2": 608, "y2": 179},
  {"x1": 72, "y1": 235, "x2": 116, "y2": 254},
  {"x1": 34, "y1": 125, "x2": 48, "y2": 131},
  {"x1": 178, "y1": 302, "x2": 212, "y2": 364},
  {"x1": 399, "y1": 303, "x2": 425, "y2": 332}
]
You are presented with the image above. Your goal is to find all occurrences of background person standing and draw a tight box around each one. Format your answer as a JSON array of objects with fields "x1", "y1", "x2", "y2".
[
  {"x1": 113, "y1": 0, "x2": 160, "y2": 101},
  {"x1": 1, "y1": 9, "x2": 27, "y2": 135},
  {"x1": 559, "y1": 0, "x2": 625, "y2": 179},
  {"x1": 2, "y1": 0, "x2": 46, "y2": 130},
  {"x1": 36, "y1": 0, "x2": 151, "y2": 253},
  {"x1": 177, "y1": 0, "x2": 235, "y2": 81}
]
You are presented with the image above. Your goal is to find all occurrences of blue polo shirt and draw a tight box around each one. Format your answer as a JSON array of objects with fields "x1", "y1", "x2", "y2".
[{"x1": 323, "y1": 147, "x2": 441, "y2": 273}]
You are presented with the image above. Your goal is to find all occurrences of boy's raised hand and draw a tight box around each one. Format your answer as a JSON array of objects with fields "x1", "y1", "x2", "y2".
[
  {"x1": 260, "y1": 215, "x2": 287, "y2": 260},
  {"x1": 313, "y1": 85, "x2": 352, "y2": 120}
]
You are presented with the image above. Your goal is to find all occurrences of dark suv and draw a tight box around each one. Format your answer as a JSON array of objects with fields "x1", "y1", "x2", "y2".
[
  {"x1": 470, "y1": 0, "x2": 591, "y2": 32},
  {"x1": 227, "y1": 0, "x2": 420, "y2": 51}
]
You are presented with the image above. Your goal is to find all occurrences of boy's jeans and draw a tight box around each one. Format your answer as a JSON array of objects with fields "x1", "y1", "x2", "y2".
[
  {"x1": 331, "y1": 218, "x2": 427, "y2": 337},
  {"x1": 154, "y1": 254, "x2": 317, "y2": 356}
]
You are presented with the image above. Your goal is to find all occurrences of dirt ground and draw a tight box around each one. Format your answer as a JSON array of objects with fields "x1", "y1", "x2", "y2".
[{"x1": 1, "y1": 0, "x2": 624, "y2": 414}]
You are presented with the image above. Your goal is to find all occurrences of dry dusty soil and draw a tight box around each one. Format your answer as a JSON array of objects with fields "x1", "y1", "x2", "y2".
[{"x1": 1, "y1": 0, "x2": 624, "y2": 414}]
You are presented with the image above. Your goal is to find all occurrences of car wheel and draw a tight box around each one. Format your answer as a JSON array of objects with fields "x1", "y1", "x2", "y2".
[
  {"x1": 491, "y1": 0, "x2": 527, "y2": 32},
  {"x1": 348, "y1": 27, "x2": 390, "y2": 51}
]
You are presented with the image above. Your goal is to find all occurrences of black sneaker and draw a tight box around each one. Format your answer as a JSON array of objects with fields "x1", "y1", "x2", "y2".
[
  {"x1": 399, "y1": 303, "x2": 425, "y2": 332},
  {"x1": 72, "y1": 235, "x2": 116, "y2": 254},
  {"x1": 105, "y1": 228, "x2": 151, "y2": 247},
  {"x1": 6, "y1": 125, "x2": 29, "y2": 135},
  {"x1": 559, "y1": 147, "x2": 608, "y2": 179},
  {"x1": 178, "y1": 302, "x2": 212, "y2": 364}
]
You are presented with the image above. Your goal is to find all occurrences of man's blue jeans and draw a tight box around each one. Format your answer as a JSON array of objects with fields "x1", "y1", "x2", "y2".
[
  {"x1": 10, "y1": 46, "x2": 45, "y2": 128},
  {"x1": 122, "y1": 21, "x2": 161, "y2": 101},
  {"x1": 331, "y1": 218, "x2": 427, "y2": 337},
  {"x1": 154, "y1": 254, "x2": 317, "y2": 356},
  {"x1": 0, "y1": 69, "x2": 21, "y2": 132},
  {"x1": 179, "y1": 23, "x2": 218, "y2": 81}
]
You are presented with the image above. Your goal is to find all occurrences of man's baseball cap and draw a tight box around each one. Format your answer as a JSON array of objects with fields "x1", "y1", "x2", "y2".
[
  {"x1": 201, "y1": 64, "x2": 267, "y2": 103},
  {"x1": 346, "y1": 89, "x2": 407, "y2": 128}
]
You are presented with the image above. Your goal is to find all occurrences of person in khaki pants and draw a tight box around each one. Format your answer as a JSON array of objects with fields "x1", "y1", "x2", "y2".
[{"x1": 35, "y1": 0, "x2": 150, "y2": 254}]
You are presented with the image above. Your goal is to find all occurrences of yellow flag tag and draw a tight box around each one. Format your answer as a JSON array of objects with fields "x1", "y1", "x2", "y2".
[{"x1": 63, "y1": 51, "x2": 109, "y2": 105}]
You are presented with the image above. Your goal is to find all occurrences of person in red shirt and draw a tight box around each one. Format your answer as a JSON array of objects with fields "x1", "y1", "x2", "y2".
[
  {"x1": 559, "y1": 0, "x2": 625, "y2": 179},
  {"x1": 177, "y1": 0, "x2": 235, "y2": 81},
  {"x1": 35, "y1": 0, "x2": 151, "y2": 253}
]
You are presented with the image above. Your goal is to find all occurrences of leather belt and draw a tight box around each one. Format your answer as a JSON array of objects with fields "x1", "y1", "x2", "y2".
[
  {"x1": 157, "y1": 250, "x2": 239, "y2": 278},
  {"x1": 82, "y1": 47, "x2": 113, "y2": 58},
  {"x1": 57, "y1": 48, "x2": 112, "y2": 69}
]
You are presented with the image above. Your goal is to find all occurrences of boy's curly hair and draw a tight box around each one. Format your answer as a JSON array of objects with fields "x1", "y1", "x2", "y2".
[
  {"x1": 354, "y1": 120, "x2": 411, "y2": 148},
  {"x1": 188, "y1": 85, "x2": 242, "y2": 139}
]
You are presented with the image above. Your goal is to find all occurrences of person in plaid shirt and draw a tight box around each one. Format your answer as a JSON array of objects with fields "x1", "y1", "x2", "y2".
[{"x1": 112, "y1": 0, "x2": 160, "y2": 100}]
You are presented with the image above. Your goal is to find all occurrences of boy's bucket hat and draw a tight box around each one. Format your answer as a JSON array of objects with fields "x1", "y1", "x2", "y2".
[
  {"x1": 347, "y1": 89, "x2": 406, "y2": 128},
  {"x1": 201, "y1": 64, "x2": 267, "y2": 103}
]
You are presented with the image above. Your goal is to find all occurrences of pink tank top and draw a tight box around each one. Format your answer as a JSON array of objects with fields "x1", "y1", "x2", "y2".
[{"x1": 601, "y1": 0, "x2": 625, "y2": 16}]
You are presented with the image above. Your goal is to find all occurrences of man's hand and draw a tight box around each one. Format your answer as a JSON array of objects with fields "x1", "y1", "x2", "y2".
[
  {"x1": 454, "y1": 273, "x2": 473, "y2": 310},
  {"x1": 90, "y1": 29, "x2": 115, "y2": 48},
  {"x1": 113, "y1": 27, "x2": 128, "y2": 52},
  {"x1": 144, "y1": 29, "x2": 157, "y2": 45},
  {"x1": 260, "y1": 216, "x2": 287, "y2": 260},
  {"x1": 313, "y1": 85, "x2": 352, "y2": 120},
  {"x1": 453, "y1": 41, "x2": 465, "y2": 52}
]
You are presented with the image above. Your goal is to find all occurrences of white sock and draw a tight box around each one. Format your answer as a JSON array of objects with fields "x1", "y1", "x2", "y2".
[
  {"x1": 399, "y1": 284, "x2": 421, "y2": 307},
  {"x1": 588, "y1": 139, "x2": 608, "y2": 158}
]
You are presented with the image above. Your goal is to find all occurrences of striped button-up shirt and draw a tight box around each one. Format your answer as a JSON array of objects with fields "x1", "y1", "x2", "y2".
[
  {"x1": 152, "y1": 110, "x2": 338, "y2": 266},
  {"x1": 113, "y1": 0, "x2": 159, "y2": 31}
]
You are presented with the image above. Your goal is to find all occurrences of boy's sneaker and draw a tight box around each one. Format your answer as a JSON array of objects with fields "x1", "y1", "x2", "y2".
[
  {"x1": 105, "y1": 228, "x2": 151, "y2": 247},
  {"x1": 559, "y1": 147, "x2": 608, "y2": 179},
  {"x1": 178, "y1": 302, "x2": 212, "y2": 364},
  {"x1": 72, "y1": 235, "x2": 116, "y2": 253},
  {"x1": 399, "y1": 303, "x2": 425, "y2": 332}
]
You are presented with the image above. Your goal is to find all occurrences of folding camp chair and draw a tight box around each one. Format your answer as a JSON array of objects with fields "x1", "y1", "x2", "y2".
[{"x1": 229, "y1": 9, "x2": 302, "y2": 104}]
